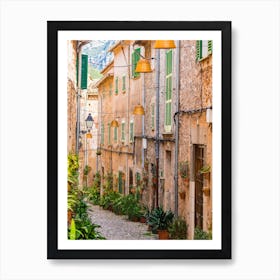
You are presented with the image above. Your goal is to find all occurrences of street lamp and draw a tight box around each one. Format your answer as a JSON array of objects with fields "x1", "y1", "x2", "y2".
[{"x1": 85, "y1": 113, "x2": 94, "y2": 131}]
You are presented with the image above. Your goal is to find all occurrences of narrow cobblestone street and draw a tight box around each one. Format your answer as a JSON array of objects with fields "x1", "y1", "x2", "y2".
[{"x1": 88, "y1": 204, "x2": 158, "y2": 240}]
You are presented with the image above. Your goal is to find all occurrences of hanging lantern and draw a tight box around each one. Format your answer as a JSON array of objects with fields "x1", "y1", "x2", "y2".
[
  {"x1": 135, "y1": 59, "x2": 152, "y2": 73},
  {"x1": 86, "y1": 133, "x2": 92, "y2": 139},
  {"x1": 111, "y1": 119, "x2": 119, "y2": 127},
  {"x1": 154, "y1": 40, "x2": 176, "y2": 49},
  {"x1": 133, "y1": 104, "x2": 145, "y2": 115}
]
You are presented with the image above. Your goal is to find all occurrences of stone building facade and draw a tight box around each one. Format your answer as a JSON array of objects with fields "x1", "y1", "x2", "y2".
[
  {"x1": 67, "y1": 40, "x2": 78, "y2": 154},
  {"x1": 93, "y1": 40, "x2": 212, "y2": 239},
  {"x1": 96, "y1": 41, "x2": 146, "y2": 196},
  {"x1": 178, "y1": 40, "x2": 213, "y2": 238}
]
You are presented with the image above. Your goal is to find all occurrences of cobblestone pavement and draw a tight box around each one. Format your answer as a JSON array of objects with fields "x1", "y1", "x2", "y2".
[{"x1": 88, "y1": 204, "x2": 158, "y2": 240}]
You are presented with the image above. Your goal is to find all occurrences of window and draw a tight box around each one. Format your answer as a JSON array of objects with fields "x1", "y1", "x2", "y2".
[
  {"x1": 114, "y1": 127, "x2": 118, "y2": 142},
  {"x1": 122, "y1": 75, "x2": 126, "y2": 92},
  {"x1": 131, "y1": 48, "x2": 140, "y2": 78},
  {"x1": 151, "y1": 103, "x2": 155, "y2": 130},
  {"x1": 115, "y1": 77, "x2": 118, "y2": 94},
  {"x1": 107, "y1": 123, "x2": 111, "y2": 145},
  {"x1": 165, "y1": 50, "x2": 172, "y2": 131},
  {"x1": 196, "y1": 40, "x2": 212, "y2": 61},
  {"x1": 101, "y1": 123, "x2": 104, "y2": 144},
  {"x1": 121, "y1": 121, "x2": 125, "y2": 142},
  {"x1": 129, "y1": 121, "x2": 134, "y2": 142}
]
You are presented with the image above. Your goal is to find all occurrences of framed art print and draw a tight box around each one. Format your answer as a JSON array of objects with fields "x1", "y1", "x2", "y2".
[{"x1": 47, "y1": 21, "x2": 231, "y2": 259}]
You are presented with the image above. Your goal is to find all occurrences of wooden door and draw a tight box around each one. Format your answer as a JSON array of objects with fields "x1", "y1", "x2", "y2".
[{"x1": 194, "y1": 145, "x2": 204, "y2": 229}]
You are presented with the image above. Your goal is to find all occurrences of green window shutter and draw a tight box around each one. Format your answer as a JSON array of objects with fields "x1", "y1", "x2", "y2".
[
  {"x1": 130, "y1": 122, "x2": 134, "y2": 142},
  {"x1": 115, "y1": 77, "x2": 118, "y2": 94},
  {"x1": 121, "y1": 122, "x2": 125, "y2": 141},
  {"x1": 165, "y1": 50, "x2": 172, "y2": 129},
  {"x1": 208, "y1": 40, "x2": 212, "y2": 54},
  {"x1": 81, "y1": 54, "x2": 88, "y2": 89},
  {"x1": 166, "y1": 50, "x2": 172, "y2": 75},
  {"x1": 196, "y1": 40, "x2": 202, "y2": 61},
  {"x1": 114, "y1": 127, "x2": 118, "y2": 142},
  {"x1": 108, "y1": 124, "x2": 111, "y2": 145},
  {"x1": 101, "y1": 123, "x2": 104, "y2": 144},
  {"x1": 122, "y1": 75, "x2": 126, "y2": 91},
  {"x1": 118, "y1": 171, "x2": 123, "y2": 193},
  {"x1": 132, "y1": 48, "x2": 140, "y2": 78}
]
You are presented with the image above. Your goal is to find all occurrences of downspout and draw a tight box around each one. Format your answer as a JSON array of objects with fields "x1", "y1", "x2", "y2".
[
  {"x1": 75, "y1": 44, "x2": 81, "y2": 155},
  {"x1": 155, "y1": 49, "x2": 160, "y2": 209},
  {"x1": 126, "y1": 44, "x2": 131, "y2": 195},
  {"x1": 174, "y1": 40, "x2": 180, "y2": 217},
  {"x1": 141, "y1": 68, "x2": 145, "y2": 169}
]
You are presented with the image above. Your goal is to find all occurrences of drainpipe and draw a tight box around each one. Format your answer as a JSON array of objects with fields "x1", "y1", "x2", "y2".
[
  {"x1": 126, "y1": 44, "x2": 131, "y2": 195},
  {"x1": 155, "y1": 49, "x2": 160, "y2": 209},
  {"x1": 75, "y1": 46, "x2": 81, "y2": 155},
  {"x1": 141, "y1": 67, "x2": 145, "y2": 169},
  {"x1": 174, "y1": 40, "x2": 180, "y2": 217}
]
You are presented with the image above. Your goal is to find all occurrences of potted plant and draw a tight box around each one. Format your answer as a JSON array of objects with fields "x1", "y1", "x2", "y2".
[
  {"x1": 168, "y1": 217, "x2": 188, "y2": 239},
  {"x1": 199, "y1": 165, "x2": 211, "y2": 180},
  {"x1": 147, "y1": 207, "x2": 174, "y2": 239},
  {"x1": 96, "y1": 148, "x2": 102, "y2": 156}
]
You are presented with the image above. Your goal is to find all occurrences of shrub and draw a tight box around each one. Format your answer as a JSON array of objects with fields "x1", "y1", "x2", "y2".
[
  {"x1": 194, "y1": 227, "x2": 212, "y2": 240},
  {"x1": 147, "y1": 207, "x2": 174, "y2": 231},
  {"x1": 86, "y1": 185, "x2": 101, "y2": 205},
  {"x1": 168, "y1": 217, "x2": 188, "y2": 239}
]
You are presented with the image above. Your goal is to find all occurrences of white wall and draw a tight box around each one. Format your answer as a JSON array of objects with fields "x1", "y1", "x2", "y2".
[{"x1": 0, "y1": 0, "x2": 279, "y2": 279}]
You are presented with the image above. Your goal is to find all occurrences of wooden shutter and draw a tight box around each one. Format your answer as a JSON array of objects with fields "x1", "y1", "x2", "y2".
[
  {"x1": 208, "y1": 40, "x2": 212, "y2": 54},
  {"x1": 165, "y1": 50, "x2": 172, "y2": 128},
  {"x1": 108, "y1": 124, "x2": 111, "y2": 145},
  {"x1": 81, "y1": 54, "x2": 88, "y2": 89},
  {"x1": 118, "y1": 171, "x2": 123, "y2": 193},
  {"x1": 115, "y1": 77, "x2": 118, "y2": 94},
  {"x1": 132, "y1": 48, "x2": 141, "y2": 78},
  {"x1": 122, "y1": 75, "x2": 126, "y2": 91},
  {"x1": 196, "y1": 40, "x2": 202, "y2": 61},
  {"x1": 130, "y1": 122, "x2": 134, "y2": 142},
  {"x1": 121, "y1": 122, "x2": 125, "y2": 142},
  {"x1": 114, "y1": 127, "x2": 118, "y2": 142}
]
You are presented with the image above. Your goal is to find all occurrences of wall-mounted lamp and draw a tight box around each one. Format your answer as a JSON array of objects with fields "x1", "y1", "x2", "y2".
[
  {"x1": 135, "y1": 59, "x2": 152, "y2": 73},
  {"x1": 133, "y1": 104, "x2": 145, "y2": 115},
  {"x1": 154, "y1": 40, "x2": 176, "y2": 49},
  {"x1": 111, "y1": 119, "x2": 119, "y2": 127}
]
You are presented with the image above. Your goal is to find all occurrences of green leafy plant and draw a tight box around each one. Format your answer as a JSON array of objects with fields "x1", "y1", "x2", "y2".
[
  {"x1": 168, "y1": 217, "x2": 188, "y2": 239},
  {"x1": 194, "y1": 227, "x2": 212, "y2": 240},
  {"x1": 199, "y1": 165, "x2": 211, "y2": 174},
  {"x1": 147, "y1": 207, "x2": 174, "y2": 231},
  {"x1": 69, "y1": 219, "x2": 76, "y2": 240},
  {"x1": 86, "y1": 185, "x2": 101, "y2": 205},
  {"x1": 83, "y1": 165, "x2": 91, "y2": 176}
]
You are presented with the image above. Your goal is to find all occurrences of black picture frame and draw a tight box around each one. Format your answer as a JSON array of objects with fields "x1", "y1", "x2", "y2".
[{"x1": 47, "y1": 21, "x2": 231, "y2": 259}]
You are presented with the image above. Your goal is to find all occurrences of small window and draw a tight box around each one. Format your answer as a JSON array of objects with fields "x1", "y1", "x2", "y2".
[
  {"x1": 129, "y1": 121, "x2": 134, "y2": 143},
  {"x1": 115, "y1": 77, "x2": 118, "y2": 94}
]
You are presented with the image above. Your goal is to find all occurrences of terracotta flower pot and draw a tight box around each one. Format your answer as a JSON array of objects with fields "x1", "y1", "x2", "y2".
[
  {"x1": 179, "y1": 191, "x2": 186, "y2": 199},
  {"x1": 140, "y1": 216, "x2": 146, "y2": 223},
  {"x1": 158, "y1": 229, "x2": 169, "y2": 240}
]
